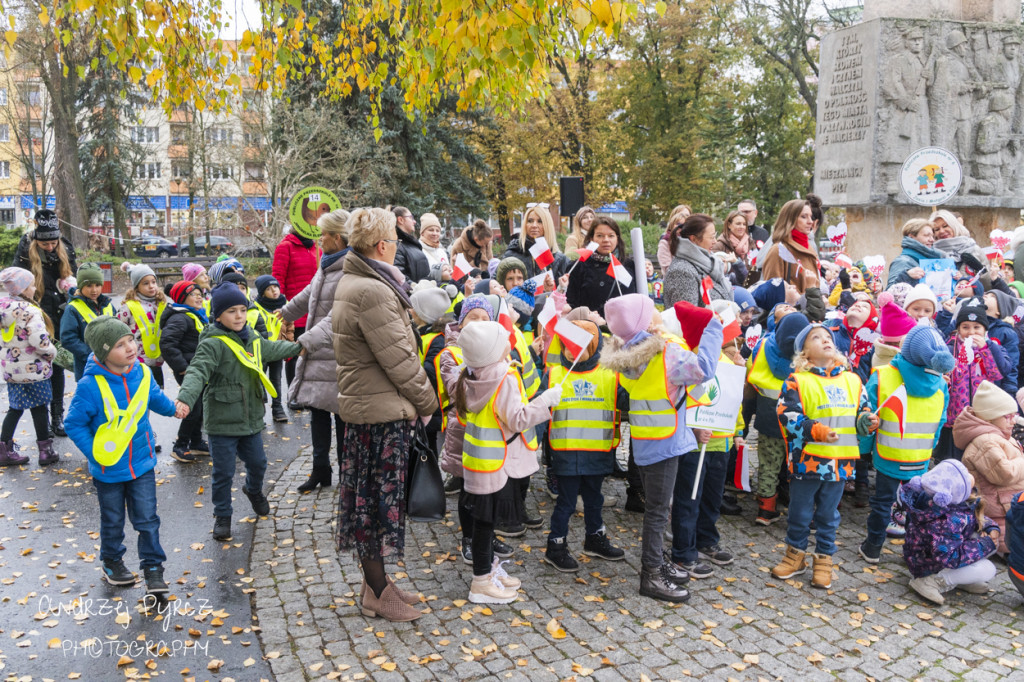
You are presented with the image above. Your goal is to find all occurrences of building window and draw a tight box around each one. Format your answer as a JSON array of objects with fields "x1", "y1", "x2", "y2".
[
  {"x1": 243, "y1": 130, "x2": 262, "y2": 147},
  {"x1": 131, "y1": 126, "x2": 159, "y2": 143},
  {"x1": 170, "y1": 124, "x2": 187, "y2": 145},
  {"x1": 0, "y1": 208, "x2": 13, "y2": 224},
  {"x1": 21, "y1": 120, "x2": 42, "y2": 140},
  {"x1": 0, "y1": 88, "x2": 7, "y2": 105},
  {"x1": 206, "y1": 165, "x2": 233, "y2": 180},
  {"x1": 244, "y1": 163, "x2": 264, "y2": 181},
  {"x1": 205, "y1": 127, "x2": 232, "y2": 145},
  {"x1": 22, "y1": 159, "x2": 40, "y2": 176},
  {"x1": 0, "y1": 124, "x2": 8, "y2": 142},
  {"x1": 19, "y1": 85, "x2": 41, "y2": 107},
  {"x1": 171, "y1": 161, "x2": 191, "y2": 179},
  {"x1": 0, "y1": 161, "x2": 9, "y2": 179},
  {"x1": 135, "y1": 162, "x2": 161, "y2": 179}
]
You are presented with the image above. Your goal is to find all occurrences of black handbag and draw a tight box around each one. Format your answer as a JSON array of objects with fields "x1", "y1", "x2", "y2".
[{"x1": 406, "y1": 423, "x2": 445, "y2": 522}]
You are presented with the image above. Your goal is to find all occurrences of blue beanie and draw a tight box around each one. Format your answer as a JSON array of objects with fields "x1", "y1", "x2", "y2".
[
  {"x1": 752, "y1": 278, "x2": 785, "y2": 313},
  {"x1": 901, "y1": 325, "x2": 955, "y2": 374},
  {"x1": 508, "y1": 282, "x2": 537, "y2": 310},
  {"x1": 255, "y1": 274, "x2": 279, "y2": 298},
  {"x1": 733, "y1": 286, "x2": 757, "y2": 312},
  {"x1": 211, "y1": 282, "x2": 249, "y2": 320},
  {"x1": 793, "y1": 323, "x2": 833, "y2": 354},
  {"x1": 775, "y1": 312, "x2": 810, "y2": 359}
]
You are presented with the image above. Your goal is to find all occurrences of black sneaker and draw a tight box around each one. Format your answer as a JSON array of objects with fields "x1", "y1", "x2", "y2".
[
  {"x1": 154, "y1": 444, "x2": 162, "y2": 454},
  {"x1": 143, "y1": 566, "x2": 169, "y2": 593},
  {"x1": 698, "y1": 544, "x2": 735, "y2": 566},
  {"x1": 244, "y1": 488, "x2": 270, "y2": 516},
  {"x1": 859, "y1": 539, "x2": 882, "y2": 565},
  {"x1": 444, "y1": 476, "x2": 462, "y2": 496},
  {"x1": 212, "y1": 516, "x2": 232, "y2": 541},
  {"x1": 189, "y1": 440, "x2": 210, "y2": 456},
  {"x1": 680, "y1": 561, "x2": 715, "y2": 579},
  {"x1": 491, "y1": 535, "x2": 514, "y2": 559},
  {"x1": 719, "y1": 498, "x2": 743, "y2": 516},
  {"x1": 583, "y1": 528, "x2": 625, "y2": 561},
  {"x1": 102, "y1": 559, "x2": 137, "y2": 586},
  {"x1": 625, "y1": 489, "x2": 646, "y2": 513},
  {"x1": 496, "y1": 522, "x2": 526, "y2": 538},
  {"x1": 544, "y1": 537, "x2": 579, "y2": 572},
  {"x1": 523, "y1": 515, "x2": 544, "y2": 530},
  {"x1": 271, "y1": 403, "x2": 288, "y2": 423},
  {"x1": 854, "y1": 483, "x2": 870, "y2": 508},
  {"x1": 461, "y1": 537, "x2": 473, "y2": 565},
  {"x1": 170, "y1": 445, "x2": 195, "y2": 463}
]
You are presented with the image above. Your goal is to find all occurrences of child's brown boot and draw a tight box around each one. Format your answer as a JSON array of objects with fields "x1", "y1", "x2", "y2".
[
  {"x1": 771, "y1": 545, "x2": 807, "y2": 580},
  {"x1": 811, "y1": 553, "x2": 833, "y2": 589}
]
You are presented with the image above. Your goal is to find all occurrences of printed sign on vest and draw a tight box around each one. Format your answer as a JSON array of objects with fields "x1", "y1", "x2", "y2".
[{"x1": 684, "y1": 362, "x2": 745, "y2": 432}]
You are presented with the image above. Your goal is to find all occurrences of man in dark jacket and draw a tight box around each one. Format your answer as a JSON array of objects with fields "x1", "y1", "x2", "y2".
[
  {"x1": 737, "y1": 199, "x2": 770, "y2": 247},
  {"x1": 392, "y1": 206, "x2": 430, "y2": 283}
]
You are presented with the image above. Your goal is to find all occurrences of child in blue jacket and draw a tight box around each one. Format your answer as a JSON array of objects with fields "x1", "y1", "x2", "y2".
[
  {"x1": 65, "y1": 316, "x2": 184, "y2": 593},
  {"x1": 60, "y1": 263, "x2": 116, "y2": 380}
]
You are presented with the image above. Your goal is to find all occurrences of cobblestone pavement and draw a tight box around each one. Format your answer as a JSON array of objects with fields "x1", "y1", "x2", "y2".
[{"x1": 253, "y1": 444, "x2": 1024, "y2": 682}]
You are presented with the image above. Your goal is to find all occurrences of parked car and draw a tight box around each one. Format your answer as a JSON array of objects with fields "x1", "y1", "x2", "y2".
[
  {"x1": 231, "y1": 242, "x2": 271, "y2": 259},
  {"x1": 113, "y1": 235, "x2": 179, "y2": 258},
  {"x1": 178, "y1": 235, "x2": 234, "y2": 256}
]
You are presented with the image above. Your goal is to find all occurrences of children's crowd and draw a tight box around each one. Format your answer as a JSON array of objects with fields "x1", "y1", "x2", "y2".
[{"x1": 7, "y1": 206, "x2": 1024, "y2": 619}]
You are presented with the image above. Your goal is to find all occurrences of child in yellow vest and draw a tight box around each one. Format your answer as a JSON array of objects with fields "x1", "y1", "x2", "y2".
[
  {"x1": 253, "y1": 275, "x2": 292, "y2": 423},
  {"x1": 772, "y1": 324, "x2": 878, "y2": 589},
  {"x1": 60, "y1": 263, "x2": 116, "y2": 381},
  {"x1": 117, "y1": 263, "x2": 167, "y2": 389},
  {"x1": 452, "y1": 321, "x2": 561, "y2": 604}
]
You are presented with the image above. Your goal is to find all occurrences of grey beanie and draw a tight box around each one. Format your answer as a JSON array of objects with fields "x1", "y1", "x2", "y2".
[{"x1": 128, "y1": 263, "x2": 156, "y2": 290}]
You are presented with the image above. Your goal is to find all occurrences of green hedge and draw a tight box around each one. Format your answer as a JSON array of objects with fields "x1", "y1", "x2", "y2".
[{"x1": 0, "y1": 226, "x2": 25, "y2": 266}]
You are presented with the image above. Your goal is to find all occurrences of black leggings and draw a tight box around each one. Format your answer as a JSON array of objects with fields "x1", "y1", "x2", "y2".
[
  {"x1": 173, "y1": 373, "x2": 204, "y2": 448},
  {"x1": 1, "y1": 405, "x2": 49, "y2": 442},
  {"x1": 151, "y1": 365, "x2": 164, "y2": 389},
  {"x1": 267, "y1": 360, "x2": 283, "y2": 404},
  {"x1": 472, "y1": 518, "x2": 494, "y2": 576},
  {"x1": 50, "y1": 368, "x2": 65, "y2": 409}
]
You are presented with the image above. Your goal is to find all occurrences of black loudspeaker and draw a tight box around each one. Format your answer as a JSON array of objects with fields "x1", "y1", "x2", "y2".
[{"x1": 560, "y1": 176, "x2": 585, "y2": 218}]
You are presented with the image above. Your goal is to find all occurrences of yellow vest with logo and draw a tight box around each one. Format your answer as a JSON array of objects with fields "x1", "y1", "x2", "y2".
[
  {"x1": 874, "y1": 364, "x2": 944, "y2": 468},
  {"x1": 462, "y1": 368, "x2": 539, "y2": 473},
  {"x1": 548, "y1": 364, "x2": 619, "y2": 451},
  {"x1": 125, "y1": 300, "x2": 165, "y2": 361},
  {"x1": 254, "y1": 303, "x2": 283, "y2": 341},
  {"x1": 618, "y1": 341, "x2": 680, "y2": 440},
  {"x1": 70, "y1": 298, "x2": 115, "y2": 324},
  {"x1": 791, "y1": 371, "x2": 862, "y2": 461},
  {"x1": 747, "y1": 344, "x2": 784, "y2": 400},
  {"x1": 214, "y1": 335, "x2": 277, "y2": 398},
  {"x1": 434, "y1": 346, "x2": 463, "y2": 431},
  {"x1": 512, "y1": 327, "x2": 541, "y2": 398},
  {"x1": 419, "y1": 332, "x2": 442, "y2": 364},
  {"x1": 92, "y1": 364, "x2": 151, "y2": 466}
]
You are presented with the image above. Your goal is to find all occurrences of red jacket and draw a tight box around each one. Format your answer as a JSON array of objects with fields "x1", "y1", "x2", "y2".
[{"x1": 272, "y1": 233, "x2": 321, "y2": 327}]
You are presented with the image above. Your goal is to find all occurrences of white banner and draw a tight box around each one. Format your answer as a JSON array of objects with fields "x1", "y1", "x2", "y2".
[{"x1": 684, "y1": 362, "x2": 746, "y2": 432}]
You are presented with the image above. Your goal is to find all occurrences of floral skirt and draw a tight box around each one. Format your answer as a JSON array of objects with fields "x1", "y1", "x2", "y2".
[
  {"x1": 336, "y1": 420, "x2": 412, "y2": 561},
  {"x1": 8, "y1": 379, "x2": 52, "y2": 410}
]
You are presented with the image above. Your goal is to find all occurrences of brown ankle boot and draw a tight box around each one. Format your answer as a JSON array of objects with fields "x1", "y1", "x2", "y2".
[
  {"x1": 771, "y1": 545, "x2": 807, "y2": 580},
  {"x1": 360, "y1": 582, "x2": 423, "y2": 621},
  {"x1": 360, "y1": 577, "x2": 420, "y2": 606},
  {"x1": 811, "y1": 553, "x2": 833, "y2": 589},
  {"x1": 755, "y1": 494, "x2": 781, "y2": 526}
]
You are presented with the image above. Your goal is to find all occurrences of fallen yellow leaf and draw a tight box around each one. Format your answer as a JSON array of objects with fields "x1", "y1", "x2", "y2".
[{"x1": 546, "y1": 618, "x2": 567, "y2": 640}]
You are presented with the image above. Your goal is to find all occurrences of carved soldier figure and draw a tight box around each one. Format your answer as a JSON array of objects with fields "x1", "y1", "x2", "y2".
[
  {"x1": 970, "y1": 91, "x2": 1014, "y2": 195},
  {"x1": 880, "y1": 26, "x2": 931, "y2": 194},
  {"x1": 993, "y1": 33, "x2": 1022, "y2": 94},
  {"x1": 931, "y1": 30, "x2": 979, "y2": 162}
]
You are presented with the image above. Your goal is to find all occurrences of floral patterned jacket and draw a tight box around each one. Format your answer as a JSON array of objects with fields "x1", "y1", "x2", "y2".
[
  {"x1": 0, "y1": 296, "x2": 56, "y2": 384},
  {"x1": 117, "y1": 297, "x2": 164, "y2": 367},
  {"x1": 946, "y1": 336, "x2": 1005, "y2": 424},
  {"x1": 897, "y1": 484, "x2": 998, "y2": 578}
]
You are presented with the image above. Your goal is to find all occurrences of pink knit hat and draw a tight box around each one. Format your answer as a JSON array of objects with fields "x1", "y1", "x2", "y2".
[
  {"x1": 605, "y1": 294, "x2": 654, "y2": 342},
  {"x1": 181, "y1": 263, "x2": 206, "y2": 281},
  {"x1": 876, "y1": 291, "x2": 916, "y2": 342},
  {"x1": 0, "y1": 267, "x2": 34, "y2": 296}
]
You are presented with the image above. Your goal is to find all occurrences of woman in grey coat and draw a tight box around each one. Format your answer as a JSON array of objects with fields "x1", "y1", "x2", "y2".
[
  {"x1": 279, "y1": 209, "x2": 350, "y2": 492},
  {"x1": 663, "y1": 213, "x2": 734, "y2": 308}
]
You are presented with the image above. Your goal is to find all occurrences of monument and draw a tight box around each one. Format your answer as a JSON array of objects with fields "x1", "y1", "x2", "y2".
[{"x1": 814, "y1": 0, "x2": 1023, "y2": 266}]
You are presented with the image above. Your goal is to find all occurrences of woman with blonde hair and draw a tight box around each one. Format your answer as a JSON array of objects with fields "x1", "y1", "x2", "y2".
[
  {"x1": 657, "y1": 204, "x2": 691, "y2": 271},
  {"x1": 501, "y1": 204, "x2": 567, "y2": 279},
  {"x1": 12, "y1": 209, "x2": 77, "y2": 437},
  {"x1": 887, "y1": 218, "x2": 943, "y2": 287},
  {"x1": 564, "y1": 206, "x2": 596, "y2": 259}
]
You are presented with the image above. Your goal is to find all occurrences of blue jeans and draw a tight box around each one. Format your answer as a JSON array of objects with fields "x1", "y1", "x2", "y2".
[
  {"x1": 209, "y1": 433, "x2": 267, "y2": 517},
  {"x1": 93, "y1": 470, "x2": 166, "y2": 569},
  {"x1": 696, "y1": 449, "x2": 728, "y2": 550},
  {"x1": 785, "y1": 478, "x2": 844, "y2": 555},
  {"x1": 550, "y1": 474, "x2": 605, "y2": 539},
  {"x1": 670, "y1": 448, "x2": 709, "y2": 564},
  {"x1": 866, "y1": 470, "x2": 905, "y2": 547}
]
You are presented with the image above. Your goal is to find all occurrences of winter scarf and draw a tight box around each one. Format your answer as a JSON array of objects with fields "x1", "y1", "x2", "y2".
[
  {"x1": 357, "y1": 251, "x2": 412, "y2": 305},
  {"x1": 215, "y1": 320, "x2": 250, "y2": 343},
  {"x1": 256, "y1": 293, "x2": 287, "y2": 312},
  {"x1": 844, "y1": 306, "x2": 879, "y2": 369},
  {"x1": 728, "y1": 231, "x2": 750, "y2": 259},
  {"x1": 169, "y1": 302, "x2": 208, "y2": 324},
  {"x1": 321, "y1": 247, "x2": 348, "y2": 271},
  {"x1": 674, "y1": 238, "x2": 730, "y2": 295}
]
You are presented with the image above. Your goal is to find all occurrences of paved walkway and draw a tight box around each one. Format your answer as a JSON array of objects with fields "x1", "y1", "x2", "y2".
[{"x1": 252, "y1": 448, "x2": 1024, "y2": 682}]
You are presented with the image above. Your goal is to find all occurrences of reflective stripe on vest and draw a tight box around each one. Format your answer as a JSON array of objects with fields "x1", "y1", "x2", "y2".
[
  {"x1": 618, "y1": 342, "x2": 678, "y2": 440},
  {"x1": 874, "y1": 364, "x2": 944, "y2": 467},
  {"x1": 214, "y1": 335, "x2": 277, "y2": 398},
  {"x1": 792, "y1": 371, "x2": 862, "y2": 461},
  {"x1": 747, "y1": 346, "x2": 783, "y2": 400},
  {"x1": 419, "y1": 332, "x2": 441, "y2": 364},
  {"x1": 255, "y1": 303, "x2": 283, "y2": 341},
  {"x1": 434, "y1": 346, "x2": 463, "y2": 431},
  {"x1": 92, "y1": 364, "x2": 151, "y2": 467},
  {"x1": 246, "y1": 306, "x2": 262, "y2": 332},
  {"x1": 125, "y1": 300, "x2": 165, "y2": 360},
  {"x1": 186, "y1": 312, "x2": 205, "y2": 334},
  {"x1": 513, "y1": 328, "x2": 540, "y2": 398},
  {"x1": 462, "y1": 369, "x2": 539, "y2": 473},
  {"x1": 548, "y1": 364, "x2": 619, "y2": 451},
  {"x1": 545, "y1": 336, "x2": 562, "y2": 368},
  {"x1": 70, "y1": 298, "x2": 115, "y2": 324}
]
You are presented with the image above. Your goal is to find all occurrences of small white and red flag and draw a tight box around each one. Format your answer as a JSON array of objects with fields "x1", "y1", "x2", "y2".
[
  {"x1": 575, "y1": 241, "x2": 600, "y2": 262},
  {"x1": 554, "y1": 317, "x2": 593, "y2": 360},
  {"x1": 700, "y1": 276, "x2": 713, "y2": 305},
  {"x1": 537, "y1": 296, "x2": 559, "y2": 337},
  {"x1": 606, "y1": 254, "x2": 633, "y2": 287},
  {"x1": 878, "y1": 383, "x2": 908, "y2": 438},
  {"x1": 451, "y1": 252, "x2": 473, "y2": 281},
  {"x1": 718, "y1": 305, "x2": 741, "y2": 343},
  {"x1": 529, "y1": 236, "x2": 554, "y2": 270}
]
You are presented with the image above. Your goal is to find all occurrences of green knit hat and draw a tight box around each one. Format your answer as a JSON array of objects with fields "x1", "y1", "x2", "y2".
[
  {"x1": 77, "y1": 263, "x2": 103, "y2": 288},
  {"x1": 495, "y1": 257, "x2": 527, "y2": 290},
  {"x1": 84, "y1": 315, "x2": 132, "y2": 364}
]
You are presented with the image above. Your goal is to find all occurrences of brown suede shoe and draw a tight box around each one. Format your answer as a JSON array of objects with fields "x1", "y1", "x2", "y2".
[{"x1": 360, "y1": 582, "x2": 423, "y2": 621}]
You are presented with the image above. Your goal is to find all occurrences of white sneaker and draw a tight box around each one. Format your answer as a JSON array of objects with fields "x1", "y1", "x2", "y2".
[
  {"x1": 491, "y1": 558, "x2": 521, "y2": 589},
  {"x1": 886, "y1": 521, "x2": 906, "y2": 538},
  {"x1": 469, "y1": 572, "x2": 518, "y2": 604},
  {"x1": 959, "y1": 581, "x2": 990, "y2": 594},
  {"x1": 909, "y1": 574, "x2": 948, "y2": 604}
]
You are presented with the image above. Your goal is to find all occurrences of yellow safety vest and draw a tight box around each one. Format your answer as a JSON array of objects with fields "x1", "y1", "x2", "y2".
[
  {"x1": 512, "y1": 327, "x2": 540, "y2": 398},
  {"x1": 69, "y1": 298, "x2": 115, "y2": 324},
  {"x1": 255, "y1": 303, "x2": 283, "y2": 341},
  {"x1": 92, "y1": 364, "x2": 151, "y2": 467},
  {"x1": 523, "y1": 330, "x2": 535, "y2": 345},
  {"x1": 548, "y1": 364, "x2": 620, "y2": 451},
  {"x1": 546, "y1": 332, "x2": 611, "y2": 368},
  {"x1": 1, "y1": 321, "x2": 15, "y2": 343},
  {"x1": 125, "y1": 300, "x2": 165, "y2": 361},
  {"x1": 246, "y1": 306, "x2": 262, "y2": 333},
  {"x1": 202, "y1": 299, "x2": 211, "y2": 316},
  {"x1": 434, "y1": 346, "x2": 464, "y2": 431},
  {"x1": 419, "y1": 332, "x2": 442, "y2": 364},
  {"x1": 446, "y1": 291, "x2": 464, "y2": 315},
  {"x1": 214, "y1": 335, "x2": 277, "y2": 398},
  {"x1": 874, "y1": 364, "x2": 944, "y2": 469},
  {"x1": 791, "y1": 371, "x2": 862, "y2": 461},
  {"x1": 618, "y1": 341, "x2": 680, "y2": 440},
  {"x1": 462, "y1": 368, "x2": 539, "y2": 473},
  {"x1": 186, "y1": 312, "x2": 205, "y2": 334},
  {"x1": 747, "y1": 344, "x2": 784, "y2": 400}
]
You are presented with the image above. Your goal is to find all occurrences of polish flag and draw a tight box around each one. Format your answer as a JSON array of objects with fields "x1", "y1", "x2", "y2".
[
  {"x1": 554, "y1": 317, "x2": 593, "y2": 360},
  {"x1": 576, "y1": 241, "x2": 600, "y2": 262},
  {"x1": 700, "y1": 276, "x2": 713, "y2": 305},
  {"x1": 529, "y1": 236, "x2": 555, "y2": 269},
  {"x1": 526, "y1": 272, "x2": 548, "y2": 291},
  {"x1": 606, "y1": 255, "x2": 633, "y2": 287},
  {"x1": 451, "y1": 252, "x2": 473, "y2": 281},
  {"x1": 983, "y1": 245, "x2": 1000, "y2": 261},
  {"x1": 537, "y1": 296, "x2": 559, "y2": 337},
  {"x1": 718, "y1": 305, "x2": 741, "y2": 343},
  {"x1": 835, "y1": 253, "x2": 853, "y2": 269},
  {"x1": 733, "y1": 443, "x2": 751, "y2": 492},
  {"x1": 496, "y1": 296, "x2": 515, "y2": 340},
  {"x1": 879, "y1": 383, "x2": 908, "y2": 438}
]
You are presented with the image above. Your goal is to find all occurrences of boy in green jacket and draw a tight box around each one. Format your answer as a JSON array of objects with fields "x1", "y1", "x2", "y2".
[{"x1": 177, "y1": 283, "x2": 302, "y2": 541}]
